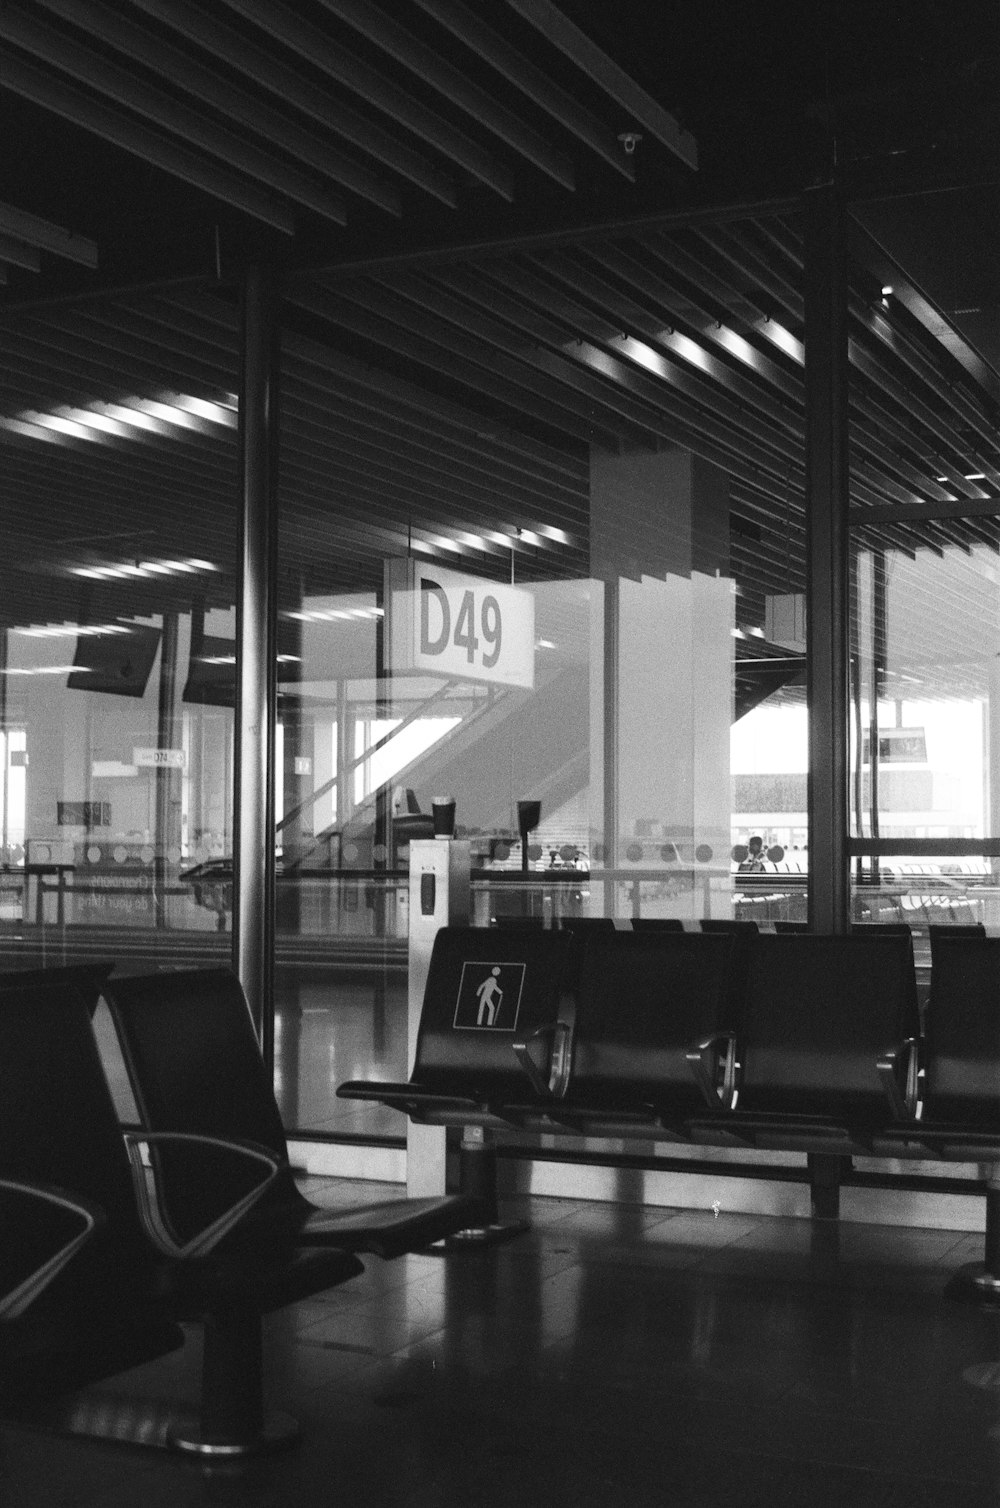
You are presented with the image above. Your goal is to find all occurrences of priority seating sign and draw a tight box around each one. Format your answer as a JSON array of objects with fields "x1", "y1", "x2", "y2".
[{"x1": 453, "y1": 961, "x2": 526, "y2": 1031}]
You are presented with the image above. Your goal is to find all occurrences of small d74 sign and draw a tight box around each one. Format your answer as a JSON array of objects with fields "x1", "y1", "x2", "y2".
[{"x1": 386, "y1": 561, "x2": 535, "y2": 689}]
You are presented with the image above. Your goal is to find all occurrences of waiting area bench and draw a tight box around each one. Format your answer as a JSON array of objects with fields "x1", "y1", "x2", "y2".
[
  {"x1": 340, "y1": 922, "x2": 1000, "y2": 1297},
  {"x1": 0, "y1": 968, "x2": 481, "y2": 1459}
]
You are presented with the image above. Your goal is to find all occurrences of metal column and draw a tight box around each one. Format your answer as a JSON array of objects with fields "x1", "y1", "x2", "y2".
[
  {"x1": 804, "y1": 185, "x2": 851, "y2": 935},
  {"x1": 154, "y1": 608, "x2": 179, "y2": 929},
  {"x1": 233, "y1": 263, "x2": 280, "y2": 1062}
]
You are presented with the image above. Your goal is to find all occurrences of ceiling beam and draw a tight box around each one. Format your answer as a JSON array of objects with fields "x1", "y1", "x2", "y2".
[
  {"x1": 220, "y1": 0, "x2": 514, "y2": 200},
  {"x1": 315, "y1": 0, "x2": 576, "y2": 190},
  {"x1": 0, "y1": 51, "x2": 295, "y2": 233},
  {"x1": 412, "y1": 0, "x2": 635, "y2": 181},
  {"x1": 131, "y1": 0, "x2": 457, "y2": 207},
  {"x1": 0, "y1": 5, "x2": 348, "y2": 226},
  {"x1": 505, "y1": 0, "x2": 699, "y2": 170},
  {"x1": 32, "y1": 0, "x2": 401, "y2": 216},
  {"x1": 0, "y1": 204, "x2": 97, "y2": 268}
]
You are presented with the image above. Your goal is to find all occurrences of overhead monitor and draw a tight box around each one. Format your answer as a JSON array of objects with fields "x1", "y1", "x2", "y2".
[{"x1": 67, "y1": 623, "x2": 162, "y2": 698}]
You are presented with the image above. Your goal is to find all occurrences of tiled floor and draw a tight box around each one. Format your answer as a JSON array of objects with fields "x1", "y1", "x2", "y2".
[{"x1": 7, "y1": 1184, "x2": 1000, "y2": 1507}]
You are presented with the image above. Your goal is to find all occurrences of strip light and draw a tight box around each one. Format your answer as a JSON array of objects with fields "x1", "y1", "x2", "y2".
[
  {"x1": 71, "y1": 558, "x2": 218, "y2": 582},
  {"x1": 14, "y1": 623, "x2": 131, "y2": 638},
  {"x1": 1, "y1": 388, "x2": 237, "y2": 448}
]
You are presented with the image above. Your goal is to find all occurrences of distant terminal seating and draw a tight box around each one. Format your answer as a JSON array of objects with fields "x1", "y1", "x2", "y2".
[{"x1": 341, "y1": 923, "x2": 1000, "y2": 1295}]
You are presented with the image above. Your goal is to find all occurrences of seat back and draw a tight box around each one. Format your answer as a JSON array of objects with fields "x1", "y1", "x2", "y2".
[
  {"x1": 700, "y1": 919, "x2": 760, "y2": 934},
  {"x1": 103, "y1": 968, "x2": 301, "y2": 1234},
  {"x1": 630, "y1": 918, "x2": 685, "y2": 932},
  {"x1": 413, "y1": 926, "x2": 572, "y2": 1098},
  {"x1": 924, "y1": 935, "x2": 1000, "y2": 1124},
  {"x1": 557, "y1": 916, "x2": 616, "y2": 933},
  {"x1": 568, "y1": 930, "x2": 738, "y2": 1112},
  {"x1": 0, "y1": 979, "x2": 154, "y2": 1307},
  {"x1": 736, "y1": 933, "x2": 919, "y2": 1123},
  {"x1": 0, "y1": 960, "x2": 114, "y2": 1015}
]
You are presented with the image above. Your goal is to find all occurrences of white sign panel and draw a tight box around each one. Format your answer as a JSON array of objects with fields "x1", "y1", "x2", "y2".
[
  {"x1": 386, "y1": 561, "x2": 534, "y2": 689},
  {"x1": 133, "y1": 747, "x2": 186, "y2": 770}
]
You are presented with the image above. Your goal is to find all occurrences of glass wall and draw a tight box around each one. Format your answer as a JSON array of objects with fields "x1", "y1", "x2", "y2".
[
  {"x1": 848, "y1": 186, "x2": 1000, "y2": 947},
  {"x1": 0, "y1": 290, "x2": 239, "y2": 985},
  {"x1": 274, "y1": 211, "x2": 807, "y2": 1137}
]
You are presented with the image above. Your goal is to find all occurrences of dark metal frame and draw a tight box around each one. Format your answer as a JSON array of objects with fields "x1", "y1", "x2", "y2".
[
  {"x1": 804, "y1": 184, "x2": 851, "y2": 934},
  {"x1": 234, "y1": 264, "x2": 280, "y2": 1063}
]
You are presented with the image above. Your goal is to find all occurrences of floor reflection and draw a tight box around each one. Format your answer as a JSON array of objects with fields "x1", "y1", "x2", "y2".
[
  {"x1": 6, "y1": 1193, "x2": 1000, "y2": 1507},
  {"x1": 274, "y1": 967, "x2": 408, "y2": 1135}
]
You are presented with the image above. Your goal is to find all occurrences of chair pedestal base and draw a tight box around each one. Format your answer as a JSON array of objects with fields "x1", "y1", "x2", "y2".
[
  {"x1": 170, "y1": 1410, "x2": 299, "y2": 1458},
  {"x1": 434, "y1": 1218, "x2": 529, "y2": 1251},
  {"x1": 945, "y1": 1263, "x2": 1000, "y2": 1304}
]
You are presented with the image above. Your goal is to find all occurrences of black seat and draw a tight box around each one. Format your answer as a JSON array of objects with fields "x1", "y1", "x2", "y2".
[
  {"x1": 630, "y1": 918, "x2": 685, "y2": 932},
  {"x1": 700, "y1": 919, "x2": 760, "y2": 933},
  {"x1": 0, "y1": 1177, "x2": 186, "y2": 1405},
  {"x1": 0, "y1": 1179, "x2": 103, "y2": 1322},
  {"x1": 690, "y1": 932, "x2": 920, "y2": 1155},
  {"x1": 0, "y1": 976, "x2": 363, "y2": 1455},
  {"x1": 557, "y1": 916, "x2": 616, "y2": 932},
  {"x1": 523, "y1": 929, "x2": 740, "y2": 1140},
  {"x1": 852, "y1": 921, "x2": 912, "y2": 934},
  {"x1": 104, "y1": 966, "x2": 479, "y2": 1259},
  {"x1": 879, "y1": 934, "x2": 1000, "y2": 1156},
  {"x1": 0, "y1": 959, "x2": 114, "y2": 1013},
  {"x1": 927, "y1": 921, "x2": 986, "y2": 975},
  {"x1": 875, "y1": 934, "x2": 1000, "y2": 1298},
  {"x1": 339, "y1": 925, "x2": 574, "y2": 1127}
]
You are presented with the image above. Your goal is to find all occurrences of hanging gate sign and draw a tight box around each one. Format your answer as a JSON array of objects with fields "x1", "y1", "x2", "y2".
[{"x1": 385, "y1": 560, "x2": 535, "y2": 689}]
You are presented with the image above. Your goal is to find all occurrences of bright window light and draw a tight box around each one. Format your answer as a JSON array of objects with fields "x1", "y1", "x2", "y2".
[
  {"x1": 69, "y1": 557, "x2": 217, "y2": 582},
  {"x1": 0, "y1": 665, "x2": 80, "y2": 677},
  {"x1": 14, "y1": 623, "x2": 130, "y2": 638},
  {"x1": 3, "y1": 388, "x2": 237, "y2": 447},
  {"x1": 753, "y1": 317, "x2": 804, "y2": 365}
]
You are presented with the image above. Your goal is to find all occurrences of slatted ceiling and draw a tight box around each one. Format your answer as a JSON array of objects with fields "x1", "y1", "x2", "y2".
[
  {"x1": 219, "y1": 0, "x2": 515, "y2": 201},
  {"x1": 34, "y1": 0, "x2": 402, "y2": 218},
  {"x1": 288, "y1": 282, "x2": 629, "y2": 451},
  {"x1": 409, "y1": 0, "x2": 636, "y2": 181},
  {"x1": 504, "y1": 0, "x2": 698, "y2": 169},
  {"x1": 131, "y1": 0, "x2": 457, "y2": 207},
  {"x1": 2, "y1": 0, "x2": 696, "y2": 271},
  {"x1": 0, "y1": 212, "x2": 997, "y2": 694},
  {"x1": 523, "y1": 252, "x2": 800, "y2": 423},
  {"x1": 2, "y1": 8, "x2": 352, "y2": 228},
  {"x1": 309, "y1": 0, "x2": 579, "y2": 192}
]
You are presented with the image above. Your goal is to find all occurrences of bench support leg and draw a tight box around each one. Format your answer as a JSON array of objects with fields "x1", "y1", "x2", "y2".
[
  {"x1": 808, "y1": 1153, "x2": 848, "y2": 1220},
  {"x1": 437, "y1": 1127, "x2": 528, "y2": 1250},
  {"x1": 947, "y1": 1169, "x2": 1000, "y2": 1304},
  {"x1": 170, "y1": 1304, "x2": 299, "y2": 1457}
]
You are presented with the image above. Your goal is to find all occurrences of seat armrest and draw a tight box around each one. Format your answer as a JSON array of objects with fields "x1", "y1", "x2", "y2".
[
  {"x1": 876, "y1": 1037, "x2": 918, "y2": 1120},
  {"x1": 511, "y1": 1021, "x2": 572, "y2": 1098},
  {"x1": 685, "y1": 1032, "x2": 736, "y2": 1109},
  {"x1": 0, "y1": 1179, "x2": 103, "y2": 1321},
  {"x1": 122, "y1": 1132, "x2": 281, "y2": 1260}
]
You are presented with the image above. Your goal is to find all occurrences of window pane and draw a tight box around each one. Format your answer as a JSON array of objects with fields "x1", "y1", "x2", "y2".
[
  {"x1": 0, "y1": 291, "x2": 239, "y2": 1107},
  {"x1": 849, "y1": 188, "x2": 1000, "y2": 934},
  {"x1": 275, "y1": 211, "x2": 805, "y2": 1137}
]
